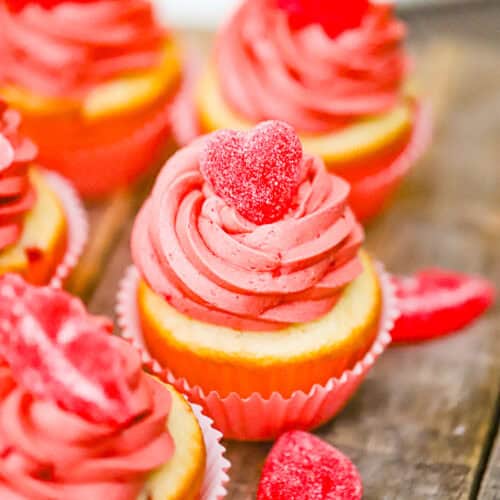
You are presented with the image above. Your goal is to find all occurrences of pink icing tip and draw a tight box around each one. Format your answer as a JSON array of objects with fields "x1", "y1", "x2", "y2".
[
  {"x1": 0, "y1": 274, "x2": 144, "y2": 427},
  {"x1": 200, "y1": 120, "x2": 303, "y2": 225},
  {"x1": 278, "y1": 0, "x2": 370, "y2": 38}
]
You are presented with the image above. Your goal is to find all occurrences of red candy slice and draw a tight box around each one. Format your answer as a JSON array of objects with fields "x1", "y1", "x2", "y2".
[
  {"x1": 0, "y1": 274, "x2": 142, "y2": 427},
  {"x1": 278, "y1": 0, "x2": 370, "y2": 39},
  {"x1": 5, "y1": 0, "x2": 95, "y2": 12},
  {"x1": 200, "y1": 120, "x2": 303, "y2": 225},
  {"x1": 257, "y1": 430, "x2": 363, "y2": 500},
  {"x1": 392, "y1": 269, "x2": 495, "y2": 343}
]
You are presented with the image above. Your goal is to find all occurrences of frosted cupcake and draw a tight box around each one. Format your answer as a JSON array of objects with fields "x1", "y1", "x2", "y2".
[
  {"x1": 0, "y1": 274, "x2": 229, "y2": 499},
  {"x1": 0, "y1": 0, "x2": 183, "y2": 197},
  {"x1": 181, "y1": 0, "x2": 431, "y2": 221},
  {"x1": 119, "y1": 121, "x2": 397, "y2": 439},
  {"x1": 0, "y1": 101, "x2": 86, "y2": 286}
]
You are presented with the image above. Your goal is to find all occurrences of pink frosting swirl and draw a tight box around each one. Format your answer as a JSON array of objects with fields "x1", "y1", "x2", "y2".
[
  {"x1": 0, "y1": 0, "x2": 167, "y2": 98},
  {"x1": 132, "y1": 138, "x2": 364, "y2": 331},
  {"x1": 214, "y1": 0, "x2": 409, "y2": 133},
  {"x1": 0, "y1": 338, "x2": 174, "y2": 500},
  {"x1": 0, "y1": 103, "x2": 37, "y2": 252}
]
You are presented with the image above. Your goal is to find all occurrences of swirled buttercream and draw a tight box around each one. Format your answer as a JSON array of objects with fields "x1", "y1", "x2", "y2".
[
  {"x1": 0, "y1": 103, "x2": 37, "y2": 252},
  {"x1": 0, "y1": 337, "x2": 174, "y2": 499},
  {"x1": 0, "y1": 0, "x2": 167, "y2": 98},
  {"x1": 215, "y1": 0, "x2": 409, "y2": 133},
  {"x1": 132, "y1": 138, "x2": 364, "y2": 331}
]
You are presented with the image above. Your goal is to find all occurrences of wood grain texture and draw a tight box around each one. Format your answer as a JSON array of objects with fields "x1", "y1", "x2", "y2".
[
  {"x1": 77, "y1": 3, "x2": 500, "y2": 499},
  {"x1": 480, "y1": 430, "x2": 500, "y2": 500}
]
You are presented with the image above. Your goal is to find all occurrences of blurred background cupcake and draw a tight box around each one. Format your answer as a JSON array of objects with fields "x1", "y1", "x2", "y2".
[
  {"x1": 0, "y1": 274, "x2": 229, "y2": 499},
  {"x1": 177, "y1": 0, "x2": 432, "y2": 221},
  {"x1": 0, "y1": 100, "x2": 86, "y2": 286},
  {"x1": 0, "y1": 0, "x2": 184, "y2": 197}
]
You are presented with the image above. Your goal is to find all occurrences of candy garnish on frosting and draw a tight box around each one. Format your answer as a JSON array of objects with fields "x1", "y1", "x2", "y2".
[
  {"x1": 0, "y1": 274, "x2": 141, "y2": 426},
  {"x1": 0, "y1": 102, "x2": 37, "y2": 252},
  {"x1": 5, "y1": 0, "x2": 93, "y2": 12},
  {"x1": 0, "y1": 274, "x2": 174, "y2": 499},
  {"x1": 200, "y1": 121, "x2": 303, "y2": 225},
  {"x1": 215, "y1": 0, "x2": 408, "y2": 132},
  {"x1": 132, "y1": 123, "x2": 364, "y2": 331},
  {"x1": 278, "y1": 0, "x2": 370, "y2": 38}
]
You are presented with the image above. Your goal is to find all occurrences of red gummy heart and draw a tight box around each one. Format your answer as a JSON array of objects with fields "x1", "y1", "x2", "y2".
[
  {"x1": 257, "y1": 431, "x2": 363, "y2": 500},
  {"x1": 200, "y1": 120, "x2": 303, "y2": 225},
  {"x1": 392, "y1": 269, "x2": 495, "y2": 343},
  {"x1": 0, "y1": 274, "x2": 142, "y2": 427},
  {"x1": 5, "y1": 0, "x2": 95, "y2": 12},
  {"x1": 278, "y1": 0, "x2": 370, "y2": 39}
]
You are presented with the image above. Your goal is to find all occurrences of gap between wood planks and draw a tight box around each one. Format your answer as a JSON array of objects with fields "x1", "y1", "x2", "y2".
[
  {"x1": 476, "y1": 392, "x2": 500, "y2": 499},
  {"x1": 66, "y1": 177, "x2": 152, "y2": 301}
]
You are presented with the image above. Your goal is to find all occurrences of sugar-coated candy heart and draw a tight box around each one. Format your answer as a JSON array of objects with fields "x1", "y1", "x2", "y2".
[
  {"x1": 0, "y1": 274, "x2": 142, "y2": 427},
  {"x1": 392, "y1": 268, "x2": 495, "y2": 342},
  {"x1": 257, "y1": 430, "x2": 363, "y2": 500},
  {"x1": 200, "y1": 120, "x2": 303, "y2": 225}
]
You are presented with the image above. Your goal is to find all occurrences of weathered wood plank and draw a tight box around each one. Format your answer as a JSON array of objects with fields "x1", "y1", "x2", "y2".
[
  {"x1": 480, "y1": 429, "x2": 500, "y2": 500},
  {"x1": 67, "y1": 191, "x2": 135, "y2": 301}
]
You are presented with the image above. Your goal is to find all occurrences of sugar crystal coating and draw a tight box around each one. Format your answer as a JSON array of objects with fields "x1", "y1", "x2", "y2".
[
  {"x1": 0, "y1": 274, "x2": 141, "y2": 427},
  {"x1": 200, "y1": 120, "x2": 303, "y2": 225},
  {"x1": 257, "y1": 430, "x2": 363, "y2": 500},
  {"x1": 392, "y1": 269, "x2": 495, "y2": 342}
]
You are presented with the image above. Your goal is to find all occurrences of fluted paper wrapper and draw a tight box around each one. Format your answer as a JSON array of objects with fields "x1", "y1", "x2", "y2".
[
  {"x1": 43, "y1": 171, "x2": 88, "y2": 289},
  {"x1": 190, "y1": 401, "x2": 231, "y2": 499},
  {"x1": 117, "y1": 263, "x2": 398, "y2": 441},
  {"x1": 348, "y1": 103, "x2": 433, "y2": 221}
]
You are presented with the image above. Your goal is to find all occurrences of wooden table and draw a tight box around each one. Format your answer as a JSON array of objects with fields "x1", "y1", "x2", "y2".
[{"x1": 68, "y1": 3, "x2": 500, "y2": 498}]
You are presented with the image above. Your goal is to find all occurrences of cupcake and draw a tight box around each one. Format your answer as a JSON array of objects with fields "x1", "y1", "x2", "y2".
[
  {"x1": 0, "y1": 101, "x2": 86, "y2": 287},
  {"x1": 0, "y1": 273, "x2": 229, "y2": 499},
  {"x1": 120, "y1": 121, "x2": 397, "y2": 440},
  {"x1": 179, "y1": 0, "x2": 431, "y2": 221},
  {"x1": 0, "y1": 0, "x2": 183, "y2": 197}
]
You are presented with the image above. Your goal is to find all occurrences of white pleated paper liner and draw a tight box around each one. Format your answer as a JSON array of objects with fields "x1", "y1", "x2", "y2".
[
  {"x1": 189, "y1": 401, "x2": 230, "y2": 499},
  {"x1": 42, "y1": 170, "x2": 88, "y2": 289},
  {"x1": 117, "y1": 262, "x2": 399, "y2": 441}
]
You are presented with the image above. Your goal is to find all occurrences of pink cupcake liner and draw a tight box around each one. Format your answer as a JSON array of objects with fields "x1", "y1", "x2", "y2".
[
  {"x1": 348, "y1": 102, "x2": 432, "y2": 219},
  {"x1": 42, "y1": 170, "x2": 88, "y2": 289},
  {"x1": 38, "y1": 92, "x2": 176, "y2": 198},
  {"x1": 116, "y1": 262, "x2": 399, "y2": 441},
  {"x1": 355, "y1": 102, "x2": 432, "y2": 194}
]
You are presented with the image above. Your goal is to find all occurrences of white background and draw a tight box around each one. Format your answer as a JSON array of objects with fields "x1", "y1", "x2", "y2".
[
  {"x1": 152, "y1": 0, "x2": 237, "y2": 29},
  {"x1": 151, "y1": 1, "x2": 438, "y2": 30}
]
